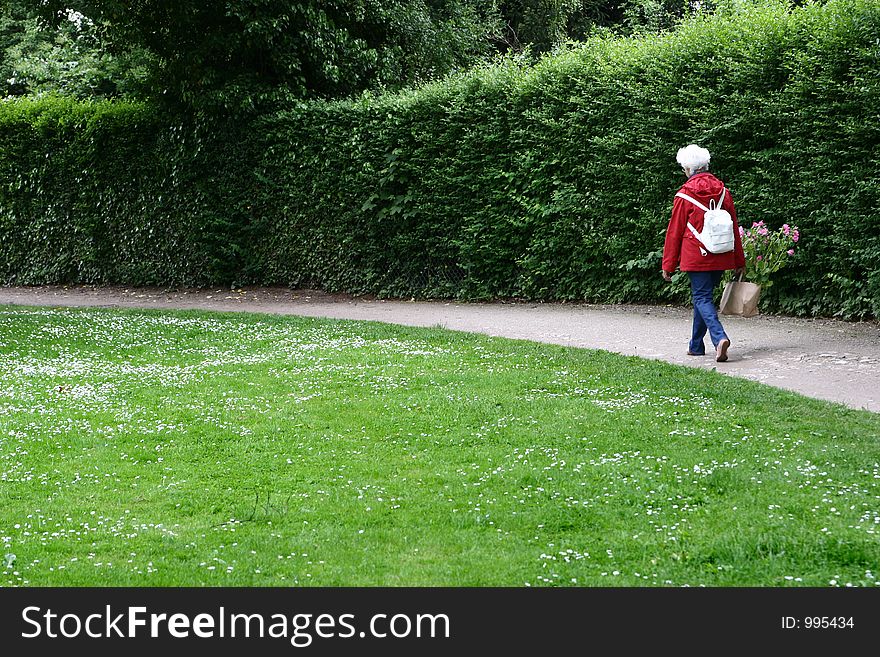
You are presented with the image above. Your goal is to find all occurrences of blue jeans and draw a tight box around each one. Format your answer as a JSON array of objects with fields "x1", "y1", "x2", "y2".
[{"x1": 687, "y1": 271, "x2": 728, "y2": 354}]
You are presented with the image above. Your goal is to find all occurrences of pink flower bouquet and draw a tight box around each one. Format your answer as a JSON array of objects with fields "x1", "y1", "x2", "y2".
[{"x1": 737, "y1": 221, "x2": 799, "y2": 291}]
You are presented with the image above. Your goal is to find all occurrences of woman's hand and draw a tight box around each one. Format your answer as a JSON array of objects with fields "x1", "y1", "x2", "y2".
[{"x1": 661, "y1": 270, "x2": 673, "y2": 283}]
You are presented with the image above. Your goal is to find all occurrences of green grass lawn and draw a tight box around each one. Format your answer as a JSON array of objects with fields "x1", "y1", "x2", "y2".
[{"x1": 1, "y1": 305, "x2": 878, "y2": 587}]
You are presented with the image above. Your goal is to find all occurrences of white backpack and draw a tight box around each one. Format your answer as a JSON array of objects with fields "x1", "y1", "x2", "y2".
[{"x1": 675, "y1": 187, "x2": 734, "y2": 255}]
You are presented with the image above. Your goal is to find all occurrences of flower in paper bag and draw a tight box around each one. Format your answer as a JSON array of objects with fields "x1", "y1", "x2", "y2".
[{"x1": 737, "y1": 222, "x2": 800, "y2": 290}]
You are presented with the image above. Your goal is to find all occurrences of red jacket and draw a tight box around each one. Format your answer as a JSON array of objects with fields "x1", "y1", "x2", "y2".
[{"x1": 662, "y1": 172, "x2": 745, "y2": 273}]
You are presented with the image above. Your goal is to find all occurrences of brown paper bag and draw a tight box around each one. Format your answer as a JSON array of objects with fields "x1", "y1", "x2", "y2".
[{"x1": 720, "y1": 278, "x2": 761, "y2": 317}]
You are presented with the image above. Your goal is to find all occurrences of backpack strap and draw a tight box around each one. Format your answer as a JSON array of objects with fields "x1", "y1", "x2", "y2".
[
  {"x1": 685, "y1": 222, "x2": 708, "y2": 257},
  {"x1": 675, "y1": 192, "x2": 709, "y2": 212},
  {"x1": 676, "y1": 186, "x2": 726, "y2": 212},
  {"x1": 715, "y1": 186, "x2": 726, "y2": 211}
]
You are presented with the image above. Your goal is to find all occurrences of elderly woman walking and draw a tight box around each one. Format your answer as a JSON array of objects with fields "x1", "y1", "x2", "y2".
[{"x1": 662, "y1": 145, "x2": 745, "y2": 362}]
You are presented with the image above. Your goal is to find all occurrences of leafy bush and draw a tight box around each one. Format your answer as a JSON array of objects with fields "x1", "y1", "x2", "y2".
[{"x1": 0, "y1": 96, "x2": 249, "y2": 285}]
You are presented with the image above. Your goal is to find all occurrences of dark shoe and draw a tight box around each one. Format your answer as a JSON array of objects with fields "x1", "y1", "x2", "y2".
[
  {"x1": 687, "y1": 350, "x2": 705, "y2": 356},
  {"x1": 716, "y1": 338, "x2": 730, "y2": 363}
]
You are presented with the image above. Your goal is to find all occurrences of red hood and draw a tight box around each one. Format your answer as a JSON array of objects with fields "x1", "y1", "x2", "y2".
[{"x1": 679, "y1": 172, "x2": 726, "y2": 206}]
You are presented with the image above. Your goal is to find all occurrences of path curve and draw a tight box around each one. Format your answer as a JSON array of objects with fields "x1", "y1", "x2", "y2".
[{"x1": 2, "y1": 285, "x2": 879, "y2": 413}]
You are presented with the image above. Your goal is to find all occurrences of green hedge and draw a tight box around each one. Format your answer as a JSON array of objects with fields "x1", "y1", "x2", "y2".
[
  {"x1": 2, "y1": 0, "x2": 879, "y2": 318},
  {"x1": 250, "y1": 0, "x2": 880, "y2": 317},
  {"x1": 0, "y1": 96, "x2": 249, "y2": 286}
]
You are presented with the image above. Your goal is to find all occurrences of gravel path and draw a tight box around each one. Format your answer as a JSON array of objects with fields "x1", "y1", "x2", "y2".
[{"x1": 2, "y1": 285, "x2": 879, "y2": 413}]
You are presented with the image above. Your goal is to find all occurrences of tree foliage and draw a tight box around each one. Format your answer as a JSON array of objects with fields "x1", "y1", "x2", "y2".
[
  {"x1": 494, "y1": 1, "x2": 703, "y2": 53},
  {"x1": 35, "y1": 1, "x2": 501, "y2": 112},
  {"x1": 19, "y1": 1, "x2": 719, "y2": 108},
  {"x1": 0, "y1": 4, "x2": 154, "y2": 99}
]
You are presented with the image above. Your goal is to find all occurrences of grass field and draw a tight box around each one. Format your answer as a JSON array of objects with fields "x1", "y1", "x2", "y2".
[{"x1": 1, "y1": 305, "x2": 878, "y2": 587}]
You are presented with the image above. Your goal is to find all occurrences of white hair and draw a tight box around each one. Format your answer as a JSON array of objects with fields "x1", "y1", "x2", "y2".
[{"x1": 676, "y1": 144, "x2": 711, "y2": 172}]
